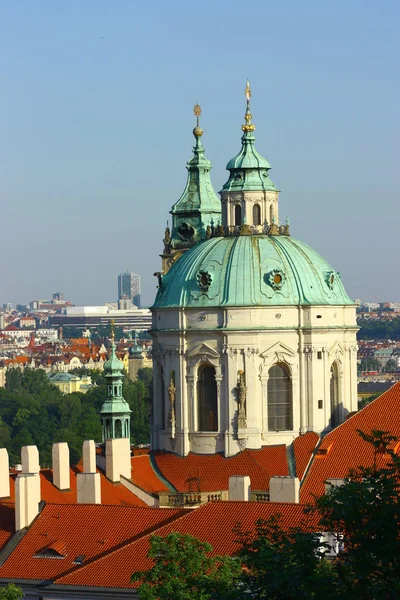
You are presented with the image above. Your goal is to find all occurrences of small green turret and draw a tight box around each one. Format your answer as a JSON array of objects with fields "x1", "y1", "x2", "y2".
[
  {"x1": 100, "y1": 320, "x2": 132, "y2": 441},
  {"x1": 161, "y1": 105, "x2": 221, "y2": 273}
]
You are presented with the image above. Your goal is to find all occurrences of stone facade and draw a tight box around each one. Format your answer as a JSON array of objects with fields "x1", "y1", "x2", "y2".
[{"x1": 151, "y1": 304, "x2": 358, "y2": 457}]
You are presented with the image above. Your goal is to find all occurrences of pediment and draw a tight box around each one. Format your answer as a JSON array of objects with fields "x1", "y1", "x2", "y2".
[
  {"x1": 259, "y1": 341, "x2": 295, "y2": 360},
  {"x1": 187, "y1": 343, "x2": 220, "y2": 359},
  {"x1": 328, "y1": 341, "x2": 345, "y2": 357}
]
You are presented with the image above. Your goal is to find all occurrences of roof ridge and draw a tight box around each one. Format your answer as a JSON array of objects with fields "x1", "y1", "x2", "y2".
[{"x1": 53, "y1": 509, "x2": 192, "y2": 584}]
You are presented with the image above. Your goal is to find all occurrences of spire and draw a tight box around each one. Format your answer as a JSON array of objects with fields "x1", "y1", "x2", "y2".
[
  {"x1": 168, "y1": 104, "x2": 221, "y2": 251},
  {"x1": 242, "y1": 80, "x2": 255, "y2": 133},
  {"x1": 221, "y1": 81, "x2": 277, "y2": 193},
  {"x1": 100, "y1": 320, "x2": 131, "y2": 442}
]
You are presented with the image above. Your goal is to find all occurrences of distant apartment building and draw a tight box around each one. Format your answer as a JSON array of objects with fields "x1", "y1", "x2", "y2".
[
  {"x1": 50, "y1": 305, "x2": 151, "y2": 332},
  {"x1": 118, "y1": 271, "x2": 141, "y2": 308}
]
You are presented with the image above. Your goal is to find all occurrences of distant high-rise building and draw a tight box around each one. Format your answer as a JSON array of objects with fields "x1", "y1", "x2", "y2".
[{"x1": 118, "y1": 271, "x2": 141, "y2": 308}]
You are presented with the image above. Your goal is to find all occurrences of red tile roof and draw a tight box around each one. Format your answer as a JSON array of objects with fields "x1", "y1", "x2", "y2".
[
  {"x1": 300, "y1": 382, "x2": 400, "y2": 503},
  {"x1": 293, "y1": 432, "x2": 319, "y2": 480},
  {"x1": 0, "y1": 504, "x2": 15, "y2": 551},
  {"x1": 1, "y1": 466, "x2": 147, "y2": 507},
  {"x1": 0, "y1": 504, "x2": 184, "y2": 583},
  {"x1": 153, "y1": 446, "x2": 289, "y2": 492},
  {"x1": 56, "y1": 501, "x2": 320, "y2": 589},
  {"x1": 130, "y1": 456, "x2": 169, "y2": 494}
]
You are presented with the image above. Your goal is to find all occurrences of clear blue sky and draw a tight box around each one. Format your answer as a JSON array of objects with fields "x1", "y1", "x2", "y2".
[{"x1": 1, "y1": 0, "x2": 399, "y2": 307}]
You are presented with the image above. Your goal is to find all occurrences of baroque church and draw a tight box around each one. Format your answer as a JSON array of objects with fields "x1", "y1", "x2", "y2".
[{"x1": 151, "y1": 83, "x2": 358, "y2": 457}]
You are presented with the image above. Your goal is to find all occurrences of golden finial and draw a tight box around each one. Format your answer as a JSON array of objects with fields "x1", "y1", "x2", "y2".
[
  {"x1": 245, "y1": 79, "x2": 251, "y2": 101},
  {"x1": 242, "y1": 79, "x2": 255, "y2": 132},
  {"x1": 193, "y1": 103, "x2": 203, "y2": 137},
  {"x1": 110, "y1": 319, "x2": 115, "y2": 343}
]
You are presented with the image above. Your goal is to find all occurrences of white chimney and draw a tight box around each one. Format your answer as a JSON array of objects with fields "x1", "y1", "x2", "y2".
[
  {"x1": 77, "y1": 473, "x2": 101, "y2": 504},
  {"x1": 228, "y1": 476, "x2": 251, "y2": 501},
  {"x1": 82, "y1": 440, "x2": 96, "y2": 473},
  {"x1": 52, "y1": 443, "x2": 70, "y2": 491},
  {"x1": 106, "y1": 438, "x2": 131, "y2": 483},
  {"x1": 325, "y1": 478, "x2": 345, "y2": 493},
  {"x1": 0, "y1": 449, "x2": 10, "y2": 498},
  {"x1": 21, "y1": 445, "x2": 40, "y2": 474},
  {"x1": 15, "y1": 473, "x2": 40, "y2": 530},
  {"x1": 269, "y1": 476, "x2": 300, "y2": 503}
]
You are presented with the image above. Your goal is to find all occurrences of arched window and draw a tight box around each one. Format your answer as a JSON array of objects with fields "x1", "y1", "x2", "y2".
[
  {"x1": 253, "y1": 203, "x2": 261, "y2": 226},
  {"x1": 197, "y1": 365, "x2": 218, "y2": 431},
  {"x1": 114, "y1": 385, "x2": 118, "y2": 395},
  {"x1": 267, "y1": 364, "x2": 293, "y2": 431},
  {"x1": 115, "y1": 419, "x2": 122, "y2": 438},
  {"x1": 234, "y1": 205, "x2": 242, "y2": 226},
  {"x1": 330, "y1": 363, "x2": 340, "y2": 428},
  {"x1": 104, "y1": 418, "x2": 111, "y2": 440},
  {"x1": 269, "y1": 204, "x2": 273, "y2": 224}
]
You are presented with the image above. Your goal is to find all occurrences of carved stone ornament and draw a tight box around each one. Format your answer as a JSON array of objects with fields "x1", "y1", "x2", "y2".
[
  {"x1": 325, "y1": 271, "x2": 336, "y2": 290},
  {"x1": 266, "y1": 268, "x2": 286, "y2": 291},
  {"x1": 168, "y1": 373, "x2": 176, "y2": 440},
  {"x1": 237, "y1": 370, "x2": 247, "y2": 434},
  {"x1": 196, "y1": 270, "x2": 212, "y2": 292}
]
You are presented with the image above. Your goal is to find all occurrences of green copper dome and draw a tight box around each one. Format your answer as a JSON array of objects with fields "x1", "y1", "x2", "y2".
[
  {"x1": 103, "y1": 344, "x2": 124, "y2": 376},
  {"x1": 153, "y1": 235, "x2": 354, "y2": 309}
]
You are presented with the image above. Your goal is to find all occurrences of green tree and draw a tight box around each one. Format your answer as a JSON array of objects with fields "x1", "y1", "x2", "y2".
[
  {"x1": 236, "y1": 516, "x2": 337, "y2": 600},
  {"x1": 385, "y1": 358, "x2": 398, "y2": 372},
  {"x1": 131, "y1": 532, "x2": 241, "y2": 600},
  {"x1": 359, "y1": 357, "x2": 380, "y2": 373},
  {"x1": 0, "y1": 583, "x2": 24, "y2": 599},
  {"x1": 316, "y1": 430, "x2": 400, "y2": 599}
]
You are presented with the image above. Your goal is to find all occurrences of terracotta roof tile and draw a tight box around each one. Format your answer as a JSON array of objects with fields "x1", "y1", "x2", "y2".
[
  {"x1": 1, "y1": 467, "x2": 147, "y2": 507},
  {"x1": 300, "y1": 382, "x2": 400, "y2": 503},
  {"x1": 153, "y1": 446, "x2": 288, "y2": 492},
  {"x1": 130, "y1": 456, "x2": 169, "y2": 493},
  {"x1": 56, "y1": 501, "x2": 320, "y2": 589},
  {"x1": 0, "y1": 504, "x2": 184, "y2": 582},
  {"x1": 293, "y1": 432, "x2": 319, "y2": 480},
  {"x1": 0, "y1": 504, "x2": 15, "y2": 551}
]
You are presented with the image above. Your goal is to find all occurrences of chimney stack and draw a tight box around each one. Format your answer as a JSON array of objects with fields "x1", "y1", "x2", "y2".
[
  {"x1": 228, "y1": 476, "x2": 251, "y2": 501},
  {"x1": 106, "y1": 438, "x2": 131, "y2": 483},
  {"x1": 16, "y1": 445, "x2": 41, "y2": 530},
  {"x1": 269, "y1": 476, "x2": 300, "y2": 503},
  {"x1": 77, "y1": 440, "x2": 101, "y2": 504},
  {"x1": 0, "y1": 449, "x2": 10, "y2": 498},
  {"x1": 82, "y1": 440, "x2": 96, "y2": 473},
  {"x1": 52, "y1": 443, "x2": 70, "y2": 491}
]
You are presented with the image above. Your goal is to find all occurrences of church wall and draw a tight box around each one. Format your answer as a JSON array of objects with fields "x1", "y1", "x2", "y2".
[{"x1": 152, "y1": 304, "x2": 358, "y2": 456}]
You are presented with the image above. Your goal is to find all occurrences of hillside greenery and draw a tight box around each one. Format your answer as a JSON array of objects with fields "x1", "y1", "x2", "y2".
[
  {"x1": 0, "y1": 367, "x2": 151, "y2": 467},
  {"x1": 357, "y1": 317, "x2": 400, "y2": 340}
]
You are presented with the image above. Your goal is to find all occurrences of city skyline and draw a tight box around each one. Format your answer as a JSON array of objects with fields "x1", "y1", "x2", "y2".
[{"x1": 1, "y1": 1, "x2": 399, "y2": 307}]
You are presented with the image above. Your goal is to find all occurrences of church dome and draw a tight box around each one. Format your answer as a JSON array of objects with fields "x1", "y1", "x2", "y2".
[{"x1": 153, "y1": 234, "x2": 354, "y2": 309}]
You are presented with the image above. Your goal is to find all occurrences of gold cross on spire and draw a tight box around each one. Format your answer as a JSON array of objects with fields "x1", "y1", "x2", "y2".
[
  {"x1": 245, "y1": 79, "x2": 252, "y2": 101},
  {"x1": 110, "y1": 319, "x2": 115, "y2": 342}
]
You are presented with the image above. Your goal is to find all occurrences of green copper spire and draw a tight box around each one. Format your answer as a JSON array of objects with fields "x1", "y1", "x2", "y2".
[
  {"x1": 222, "y1": 81, "x2": 278, "y2": 193},
  {"x1": 169, "y1": 105, "x2": 221, "y2": 250},
  {"x1": 100, "y1": 320, "x2": 132, "y2": 442}
]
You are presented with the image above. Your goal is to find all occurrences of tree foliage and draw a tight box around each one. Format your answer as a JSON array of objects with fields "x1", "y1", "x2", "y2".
[
  {"x1": 131, "y1": 532, "x2": 241, "y2": 600},
  {"x1": 358, "y1": 317, "x2": 400, "y2": 341},
  {"x1": 0, "y1": 584, "x2": 24, "y2": 599},
  {"x1": 133, "y1": 431, "x2": 400, "y2": 600},
  {"x1": 1, "y1": 367, "x2": 150, "y2": 466}
]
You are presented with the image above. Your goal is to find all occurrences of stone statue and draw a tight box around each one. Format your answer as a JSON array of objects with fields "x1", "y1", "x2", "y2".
[
  {"x1": 168, "y1": 373, "x2": 176, "y2": 439},
  {"x1": 237, "y1": 370, "x2": 247, "y2": 431}
]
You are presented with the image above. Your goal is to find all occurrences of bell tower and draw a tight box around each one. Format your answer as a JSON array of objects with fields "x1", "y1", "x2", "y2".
[
  {"x1": 221, "y1": 81, "x2": 280, "y2": 232},
  {"x1": 100, "y1": 321, "x2": 132, "y2": 441},
  {"x1": 161, "y1": 105, "x2": 221, "y2": 273}
]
